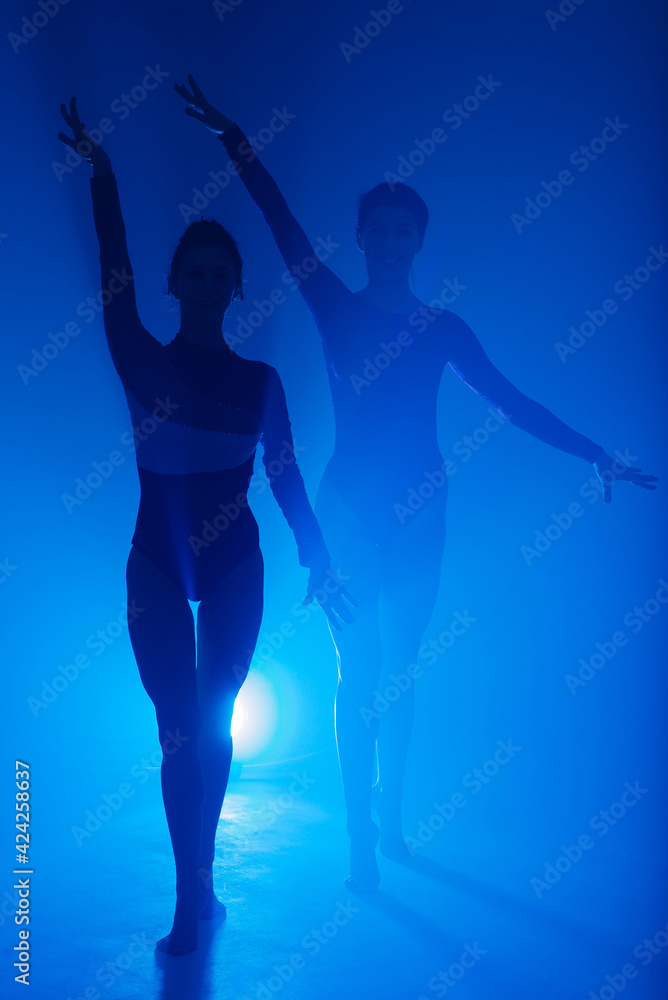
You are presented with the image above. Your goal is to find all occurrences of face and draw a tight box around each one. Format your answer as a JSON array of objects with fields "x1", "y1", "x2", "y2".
[
  {"x1": 356, "y1": 206, "x2": 422, "y2": 281},
  {"x1": 170, "y1": 244, "x2": 239, "y2": 324}
]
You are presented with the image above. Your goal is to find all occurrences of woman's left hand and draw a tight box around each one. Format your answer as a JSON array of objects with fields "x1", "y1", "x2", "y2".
[
  {"x1": 303, "y1": 564, "x2": 358, "y2": 631},
  {"x1": 174, "y1": 74, "x2": 234, "y2": 134},
  {"x1": 593, "y1": 450, "x2": 659, "y2": 503}
]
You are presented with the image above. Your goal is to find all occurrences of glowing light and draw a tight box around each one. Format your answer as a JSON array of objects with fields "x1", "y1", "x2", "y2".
[
  {"x1": 230, "y1": 697, "x2": 246, "y2": 738},
  {"x1": 230, "y1": 669, "x2": 279, "y2": 761}
]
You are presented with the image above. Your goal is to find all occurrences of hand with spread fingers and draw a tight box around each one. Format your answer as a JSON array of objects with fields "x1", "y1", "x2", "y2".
[
  {"x1": 174, "y1": 74, "x2": 234, "y2": 135},
  {"x1": 57, "y1": 96, "x2": 111, "y2": 172},
  {"x1": 592, "y1": 449, "x2": 659, "y2": 504},
  {"x1": 303, "y1": 563, "x2": 358, "y2": 632}
]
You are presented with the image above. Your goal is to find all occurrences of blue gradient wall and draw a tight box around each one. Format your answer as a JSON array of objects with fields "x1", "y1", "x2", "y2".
[{"x1": 3, "y1": 0, "x2": 667, "y2": 993}]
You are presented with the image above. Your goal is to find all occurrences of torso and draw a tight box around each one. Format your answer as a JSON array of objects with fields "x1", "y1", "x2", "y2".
[
  {"x1": 317, "y1": 291, "x2": 452, "y2": 546},
  {"x1": 127, "y1": 336, "x2": 267, "y2": 601}
]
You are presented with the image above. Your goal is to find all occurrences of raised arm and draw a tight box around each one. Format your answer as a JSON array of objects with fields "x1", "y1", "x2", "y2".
[
  {"x1": 174, "y1": 76, "x2": 349, "y2": 319},
  {"x1": 444, "y1": 311, "x2": 658, "y2": 502},
  {"x1": 261, "y1": 365, "x2": 356, "y2": 628},
  {"x1": 58, "y1": 97, "x2": 156, "y2": 383}
]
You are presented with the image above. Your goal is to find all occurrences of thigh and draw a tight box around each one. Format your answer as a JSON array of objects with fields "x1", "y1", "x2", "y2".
[
  {"x1": 378, "y1": 491, "x2": 447, "y2": 667},
  {"x1": 195, "y1": 546, "x2": 264, "y2": 730},
  {"x1": 125, "y1": 545, "x2": 198, "y2": 731},
  {"x1": 314, "y1": 475, "x2": 384, "y2": 687}
]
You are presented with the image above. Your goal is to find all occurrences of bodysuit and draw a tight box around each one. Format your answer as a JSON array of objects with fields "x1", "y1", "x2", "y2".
[
  {"x1": 220, "y1": 125, "x2": 604, "y2": 545},
  {"x1": 90, "y1": 171, "x2": 330, "y2": 602}
]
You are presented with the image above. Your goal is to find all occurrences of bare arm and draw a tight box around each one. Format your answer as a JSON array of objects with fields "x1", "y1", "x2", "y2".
[
  {"x1": 261, "y1": 365, "x2": 356, "y2": 628},
  {"x1": 445, "y1": 312, "x2": 658, "y2": 501},
  {"x1": 58, "y1": 97, "x2": 156, "y2": 381},
  {"x1": 174, "y1": 76, "x2": 349, "y2": 319}
]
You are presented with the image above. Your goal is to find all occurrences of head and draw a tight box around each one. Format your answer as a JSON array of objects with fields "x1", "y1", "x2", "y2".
[
  {"x1": 355, "y1": 182, "x2": 428, "y2": 282},
  {"x1": 167, "y1": 219, "x2": 244, "y2": 326}
]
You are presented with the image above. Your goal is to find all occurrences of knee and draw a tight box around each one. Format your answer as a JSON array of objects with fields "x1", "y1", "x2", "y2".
[
  {"x1": 338, "y1": 680, "x2": 381, "y2": 733},
  {"x1": 157, "y1": 709, "x2": 201, "y2": 760}
]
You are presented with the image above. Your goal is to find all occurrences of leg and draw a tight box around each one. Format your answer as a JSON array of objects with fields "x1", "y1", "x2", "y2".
[
  {"x1": 125, "y1": 545, "x2": 203, "y2": 955},
  {"x1": 376, "y1": 493, "x2": 447, "y2": 856},
  {"x1": 195, "y1": 546, "x2": 264, "y2": 915},
  {"x1": 315, "y1": 476, "x2": 384, "y2": 890}
]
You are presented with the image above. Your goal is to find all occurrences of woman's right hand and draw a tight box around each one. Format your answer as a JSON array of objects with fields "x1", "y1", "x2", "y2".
[
  {"x1": 174, "y1": 74, "x2": 234, "y2": 135},
  {"x1": 57, "y1": 96, "x2": 111, "y2": 169}
]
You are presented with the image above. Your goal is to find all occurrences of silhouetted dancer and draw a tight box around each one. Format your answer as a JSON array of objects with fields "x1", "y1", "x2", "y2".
[
  {"x1": 175, "y1": 75, "x2": 658, "y2": 894},
  {"x1": 58, "y1": 96, "x2": 355, "y2": 955}
]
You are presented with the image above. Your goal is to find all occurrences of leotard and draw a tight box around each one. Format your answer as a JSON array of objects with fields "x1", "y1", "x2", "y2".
[
  {"x1": 90, "y1": 171, "x2": 330, "y2": 601},
  {"x1": 220, "y1": 125, "x2": 603, "y2": 545}
]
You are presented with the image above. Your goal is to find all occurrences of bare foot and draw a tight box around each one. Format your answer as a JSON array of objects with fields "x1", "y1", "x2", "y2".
[
  {"x1": 345, "y1": 821, "x2": 380, "y2": 893},
  {"x1": 155, "y1": 886, "x2": 199, "y2": 955}
]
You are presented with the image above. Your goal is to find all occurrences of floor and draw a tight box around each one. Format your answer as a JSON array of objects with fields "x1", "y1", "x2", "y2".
[{"x1": 11, "y1": 745, "x2": 667, "y2": 1000}]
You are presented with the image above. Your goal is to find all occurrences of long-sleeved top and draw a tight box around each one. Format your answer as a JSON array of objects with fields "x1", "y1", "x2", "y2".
[
  {"x1": 220, "y1": 124, "x2": 604, "y2": 544},
  {"x1": 90, "y1": 171, "x2": 329, "y2": 601}
]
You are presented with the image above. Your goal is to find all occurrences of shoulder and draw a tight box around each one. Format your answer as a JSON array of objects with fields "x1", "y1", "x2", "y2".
[
  {"x1": 433, "y1": 308, "x2": 478, "y2": 344},
  {"x1": 230, "y1": 352, "x2": 274, "y2": 376},
  {"x1": 406, "y1": 304, "x2": 474, "y2": 348},
  {"x1": 233, "y1": 354, "x2": 285, "y2": 394}
]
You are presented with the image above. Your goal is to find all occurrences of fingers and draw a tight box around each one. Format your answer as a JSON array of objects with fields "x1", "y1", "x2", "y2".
[
  {"x1": 187, "y1": 73, "x2": 206, "y2": 101},
  {"x1": 174, "y1": 76, "x2": 208, "y2": 110},
  {"x1": 340, "y1": 587, "x2": 359, "y2": 609},
  {"x1": 325, "y1": 611, "x2": 343, "y2": 632},
  {"x1": 184, "y1": 107, "x2": 208, "y2": 123},
  {"x1": 173, "y1": 82, "x2": 196, "y2": 105},
  {"x1": 323, "y1": 594, "x2": 356, "y2": 627}
]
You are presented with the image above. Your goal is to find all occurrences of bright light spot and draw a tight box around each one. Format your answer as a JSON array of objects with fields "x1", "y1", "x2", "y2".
[
  {"x1": 230, "y1": 697, "x2": 246, "y2": 738},
  {"x1": 231, "y1": 670, "x2": 279, "y2": 762}
]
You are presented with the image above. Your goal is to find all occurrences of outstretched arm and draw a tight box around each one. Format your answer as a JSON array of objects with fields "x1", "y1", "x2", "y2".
[
  {"x1": 174, "y1": 76, "x2": 348, "y2": 319},
  {"x1": 261, "y1": 366, "x2": 356, "y2": 629},
  {"x1": 58, "y1": 97, "x2": 156, "y2": 382},
  {"x1": 445, "y1": 312, "x2": 658, "y2": 503}
]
